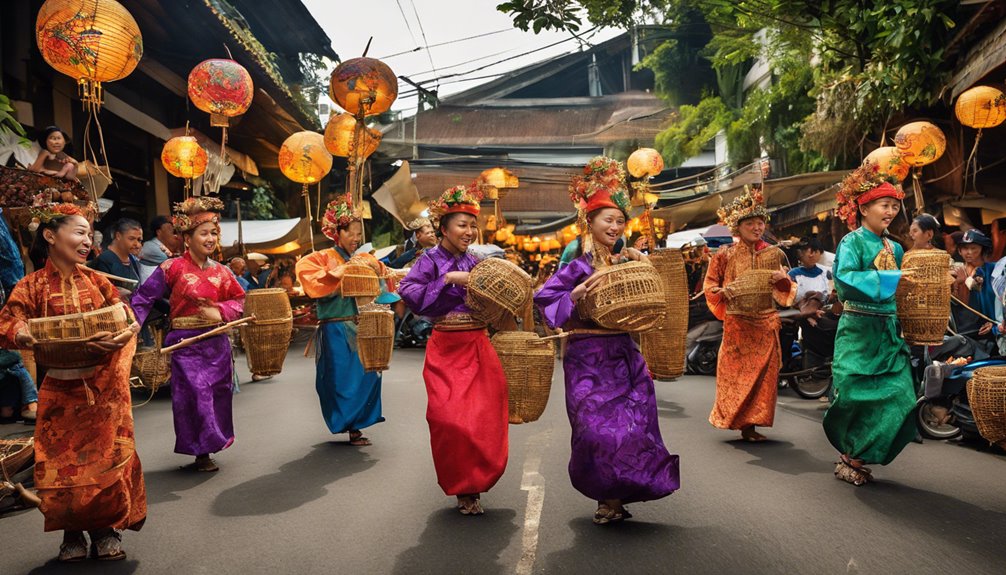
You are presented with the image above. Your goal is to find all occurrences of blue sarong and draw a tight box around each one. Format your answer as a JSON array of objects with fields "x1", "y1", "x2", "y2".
[{"x1": 315, "y1": 321, "x2": 384, "y2": 434}]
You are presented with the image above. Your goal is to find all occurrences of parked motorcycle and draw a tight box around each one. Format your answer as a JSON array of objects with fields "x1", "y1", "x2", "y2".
[
  {"x1": 777, "y1": 307, "x2": 836, "y2": 399},
  {"x1": 685, "y1": 295, "x2": 721, "y2": 375},
  {"x1": 395, "y1": 309, "x2": 432, "y2": 349},
  {"x1": 917, "y1": 355, "x2": 1006, "y2": 440}
]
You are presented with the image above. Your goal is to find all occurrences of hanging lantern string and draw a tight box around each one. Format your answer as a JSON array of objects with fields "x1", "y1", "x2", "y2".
[
  {"x1": 964, "y1": 128, "x2": 983, "y2": 194},
  {"x1": 302, "y1": 183, "x2": 315, "y2": 252},
  {"x1": 80, "y1": 103, "x2": 114, "y2": 206},
  {"x1": 316, "y1": 181, "x2": 322, "y2": 222},
  {"x1": 911, "y1": 168, "x2": 925, "y2": 215}
]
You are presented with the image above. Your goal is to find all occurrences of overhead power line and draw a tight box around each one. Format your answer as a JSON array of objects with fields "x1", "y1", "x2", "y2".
[{"x1": 377, "y1": 28, "x2": 518, "y2": 59}]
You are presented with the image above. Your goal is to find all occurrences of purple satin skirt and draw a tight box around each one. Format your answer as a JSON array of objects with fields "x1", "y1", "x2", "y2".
[
  {"x1": 165, "y1": 329, "x2": 235, "y2": 456},
  {"x1": 563, "y1": 333, "x2": 680, "y2": 503}
]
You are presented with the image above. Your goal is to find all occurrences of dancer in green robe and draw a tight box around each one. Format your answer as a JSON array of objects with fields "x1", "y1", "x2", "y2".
[{"x1": 824, "y1": 163, "x2": 918, "y2": 486}]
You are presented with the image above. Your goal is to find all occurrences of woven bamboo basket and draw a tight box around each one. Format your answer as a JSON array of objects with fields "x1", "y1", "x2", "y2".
[
  {"x1": 340, "y1": 260, "x2": 381, "y2": 298},
  {"x1": 466, "y1": 257, "x2": 533, "y2": 329},
  {"x1": 357, "y1": 304, "x2": 395, "y2": 372},
  {"x1": 244, "y1": 288, "x2": 292, "y2": 321},
  {"x1": 491, "y1": 331, "x2": 555, "y2": 424},
  {"x1": 967, "y1": 366, "x2": 1006, "y2": 448},
  {"x1": 19, "y1": 349, "x2": 36, "y2": 384},
  {"x1": 576, "y1": 261, "x2": 666, "y2": 332},
  {"x1": 131, "y1": 348, "x2": 171, "y2": 392},
  {"x1": 1, "y1": 437, "x2": 34, "y2": 481},
  {"x1": 242, "y1": 318, "x2": 292, "y2": 376},
  {"x1": 28, "y1": 302, "x2": 131, "y2": 369},
  {"x1": 896, "y1": 250, "x2": 951, "y2": 345},
  {"x1": 639, "y1": 249, "x2": 689, "y2": 380},
  {"x1": 725, "y1": 269, "x2": 776, "y2": 316}
]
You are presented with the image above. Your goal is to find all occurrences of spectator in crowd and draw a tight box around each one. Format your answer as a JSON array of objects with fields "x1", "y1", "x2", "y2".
[
  {"x1": 952, "y1": 229, "x2": 998, "y2": 351},
  {"x1": 88, "y1": 218, "x2": 143, "y2": 299},
  {"x1": 243, "y1": 252, "x2": 272, "y2": 290},
  {"x1": 139, "y1": 215, "x2": 179, "y2": 284},
  {"x1": 228, "y1": 257, "x2": 250, "y2": 290}
]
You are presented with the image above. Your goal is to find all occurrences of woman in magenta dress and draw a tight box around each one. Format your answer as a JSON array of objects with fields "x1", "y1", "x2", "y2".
[
  {"x1": 131, "y1": 197, "x2": 244, "y2": 472},
  {"x1": 534, "y1": 157, "x2": 679, "y2": 525},
  {"x1": 398, "y1": 184, "x2": 508, "y2": 516}
]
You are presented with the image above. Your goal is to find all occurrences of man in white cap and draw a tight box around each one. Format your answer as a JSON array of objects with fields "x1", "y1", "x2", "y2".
[{"x1": 243, "y1": 252, "x2": 272, "y2": 290}]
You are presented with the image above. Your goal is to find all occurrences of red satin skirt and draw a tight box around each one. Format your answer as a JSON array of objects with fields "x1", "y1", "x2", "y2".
[{"x1": 423, "y1": 328, "x2": 508, "y2": 495}]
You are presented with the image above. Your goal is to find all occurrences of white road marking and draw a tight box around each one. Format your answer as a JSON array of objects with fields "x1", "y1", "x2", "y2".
[{"x1": 516, "y1": 429, "x2": 551, "y2": 575}]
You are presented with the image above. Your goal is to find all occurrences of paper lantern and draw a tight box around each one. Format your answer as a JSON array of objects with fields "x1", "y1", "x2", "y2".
[
  {"x1": 894, "y1": 121, "x2": 946, "y2": 167},
  {"x1": 323, "y1": 113, "x2": 382, "y2": 158},
  {"x1": 36, "y1": 0, "x2": 143, "y2": 107},
  {"x1": 161, "y1": 136, "x2": 208, "y2": 181},
  {"x1": 279, "y1": 131, "x2": 332, "y2": 185},
  {"x1": 480, "y1": 167, "x2": 519, "y2": 189},
  {"x1": 188, "y1": 59, "x2": 254, "y2": 126},
  {"x1": 627, "y1": 148, "x2": 664, "y2": 178},
  {"x1": 863, "y1": 146, "x2": 909, "y2": 182},
  {"x1": 955, "y1": 86, "x2": 1006, "y2": 129},
  {"x1": 329, "y1": 57, "x2": 398, "y2": 116}
]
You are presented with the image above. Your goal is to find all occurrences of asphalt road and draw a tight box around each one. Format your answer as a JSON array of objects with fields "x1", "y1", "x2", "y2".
[{"x1": 2, "y1": 346, "x2": 1005, "y2": 575}]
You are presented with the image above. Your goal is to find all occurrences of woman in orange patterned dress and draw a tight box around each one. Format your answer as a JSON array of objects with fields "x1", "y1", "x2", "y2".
[
  {"x1": 703, "y1": 188, "x2": 795, "y2": 442},
  {"x1": 0, "y1": 204, "x2": 146, "y2": 562}
]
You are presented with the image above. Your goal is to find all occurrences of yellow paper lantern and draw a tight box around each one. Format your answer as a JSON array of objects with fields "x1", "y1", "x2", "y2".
[
  {"x1": 480, "y1": 167, "x2": 519, "y2": 189},
  {"x1": 863, "y1": 146, "x2": 909, "y2": 182},
  {"x1": 955, "y1": 85, "x2": 1006, "y2": 129},
  {"x1": 188, "y1": 59, "x2": 255, "y2": 126},
  {"x1": 279, "y1": 131, "x2": 332, "y2": 185},
  {"x1": 36, "y1": 0, "x2": 143, "y2": 107},
  {"x1": 161, "y1": 136, "x2": 208, "y2": 180},
  {"x1": 329, "y1": 57, "x2": 398, "y2": 116},
  {"x1": 323, "y1": 113, "x2": 382, "y2": 158},
  {"x1": 894, "y1": 121, "x2": 946, "y2": 167},
  {"x1": 627, "y1": 148, "x2": 664, "y2": 178}
]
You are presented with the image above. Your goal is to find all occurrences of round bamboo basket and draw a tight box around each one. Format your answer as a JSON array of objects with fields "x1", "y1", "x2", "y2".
[
  {"x1": 132, "y1": 348, "x2": 171, "y2": 392},
  {"x1": 640, "y1": 249, "x2": 689, "y2": 380},
  {"x1": 725, "y1": 269, "x2": 776, "y2": 316},
  {"x1": 576, "y1": 261, "x2": 666, "y2": 332},
  {"x1": 0, "y1": 437, "x2": 33, "y2": 481},
  {"x1": 357, "y1": 304, "x2": 395, "y2": 372},
  {"x1": 28, "y1": 303, "x2": 131, "y2": 369},
  {"x1": 968, "y1": 366, "x2": 1006, "y2": 448},
  {"x1": 340, "y1": 260, "x2": 381, "y2": 298},
  {"x1": 491, "y1": 331, "x2": 555, "y2": 424},
  {"x1": 242, "y1": 319, "x2": 292, "y2": 376},
  {"x1": 244, "y1": 288, "x2": 292, "y2": 321},
  {"x1": 466, "y1": 257, "x2": 533, "y2": 329},
  {"x1": 896, "y1": 250, "x2": 951, "y2": 345}
]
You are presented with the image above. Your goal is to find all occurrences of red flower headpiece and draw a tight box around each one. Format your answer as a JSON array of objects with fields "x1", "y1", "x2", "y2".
[
  {"x1": 321, "y1": 193, "x2": 362, "y2": 241},
  {"x1": 836, "y1": 161, "x2": 904, "y2": 230},
  {"x1": 428, "y1": 183, "x2": 485, "y2": 221},
  {"x1": 567, "y1": 156, "x2": 631, "y2": 215}
]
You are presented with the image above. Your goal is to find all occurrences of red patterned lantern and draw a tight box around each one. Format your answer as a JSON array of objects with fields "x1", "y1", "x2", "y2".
[
  {"x1": 329, "y1": 57, "x2": 398, "y2": 117},
  {"x1": 323, "y1": 113, "x2": 382, "y2": 158},
  {"x1": 894, "y1": 121, "x2": 946, "y2": 168},
  {"x1": 161, "y1": 136, "x2": 208, "y2": 181},
  {"x1": 188, "y1": 59, "x2": 254, "y2": 127},
  {"x1": 627, "y1": 148, "x2": 664, "y2": 178},
  {"x1": 36, "y1": 0, "x2": 143, "y2": 108}
]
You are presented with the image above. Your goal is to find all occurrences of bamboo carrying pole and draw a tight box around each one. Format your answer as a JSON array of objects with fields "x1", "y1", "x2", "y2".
[{"x1": 160, "y1": 316, "x2": 255, "y2": 354}]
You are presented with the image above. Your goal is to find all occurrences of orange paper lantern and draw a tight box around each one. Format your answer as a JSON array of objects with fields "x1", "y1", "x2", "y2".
[
  {"x1": 279, "y1": 131, "x2": 332, "y2": 185},
  {"x1": 188, "y1": 59, "x2": 254, "y2": 126},
  {"x1": 955, "y1": 86, "x2": 1006, "y2": 130},
  {"x1": 329, "y1": 57, "x2": 398, "y2": 116},
  {"x1": 161, "y1": 136, "x2": 208, "y2": 180},
  {"x1": 627, "y1": 148, "x2": 664, "y2": 178},
  {"x1": 894, "y1": 121, "x2": 946, "y2": 167},
  {"x1": 36, "y1": 0, "x2": 143, "y2": 107},
  {"x1": 323, "y1": 113, "x2": 382, "y2": 158},
  {"x1": 863, "y1": 146, "x2": 909, "y2": 182},
  {"x1": 480, "y1": 167, "x2": 519, "y2": 189}
]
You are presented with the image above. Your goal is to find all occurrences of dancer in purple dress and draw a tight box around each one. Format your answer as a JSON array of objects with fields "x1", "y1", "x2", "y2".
[{"x1": 534, "y1": 157, "x2": 679, "y2": 525}]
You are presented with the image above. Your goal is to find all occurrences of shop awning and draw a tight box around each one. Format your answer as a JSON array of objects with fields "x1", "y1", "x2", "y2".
[{"x1": 218, "y1": 218, "x2": 311, "y2": 255}]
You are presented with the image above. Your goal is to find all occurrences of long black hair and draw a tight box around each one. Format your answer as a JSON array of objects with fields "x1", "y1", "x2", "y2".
[{"x1": 29, "y1": 215, "x2": 76, "y2": 270}]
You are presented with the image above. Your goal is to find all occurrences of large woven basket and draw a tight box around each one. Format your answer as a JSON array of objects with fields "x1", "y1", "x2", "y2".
[
  {"x1": 491, "y1": 331, "x2": 555, "y2": 424},
  {"x1": 1, "y1": 437, "x2": 34, "y2": 481},
  {"x1": 340, "y1": 260, "x2": 381, "y2": 298},
  {"x1": 132, "y1": 348, "x2": 171, "y2": 392},
  {"x1": 242, "y1": 319, "x2": 292, "y2": 376},
  {"x1": 357, "y1": 304, "x2": 395, "y2": 372},
  {"x1": 244, "y1": 288, "x2": 292, "y2": 321},
  {"x1": 28, "y1": 303, "x2": 131, "y2": 369},
  {"x1": 576, "y1": 261, "x2": 666, "y2": 332},
  {"x1": 639, "y1": 249, "x2": 689, "y2": 380},
  {"x1": 466, "y1": 257, "x2": 533, "y2": 329},
  {"x1": 968, "y1": 366, "x2": 1006, "y2": 448},
  {"x1": 725, "y1": 269, "x2": 776, "y2": 316},
  {"x1": 896, "y1": 250, "x2": 951, "y2": 345}
]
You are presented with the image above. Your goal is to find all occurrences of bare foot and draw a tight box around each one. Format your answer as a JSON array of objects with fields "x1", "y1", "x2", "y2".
[{"x1": 741, "y1": 426, "x2": 767, "y2": 442}]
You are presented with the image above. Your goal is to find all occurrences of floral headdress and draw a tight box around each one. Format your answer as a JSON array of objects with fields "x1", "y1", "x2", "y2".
[
  {"x1": 28, "y1": 202, "x2": 94, "y2": 232},
  {"x1": 173, "y1": 195, "x2": 224, "y2": 234},
  {"x1": 406, "y1": 216, "x2": 431, "y2": 231},
  {"x1": 717, "y1": 186, "x2": 769, "y2": 233},
  {"x1": 567, "y1": 156, "x2": 631, "y2": 216},
  {"x1": 835, "y1": 161, "x2": 904, "y2": 230},
  {"x1": 428, "y1": 183, "x2": 485, "y2": 222},
  {"x1": 321, "y1": 193, "x2": 362, "y2": 241}
]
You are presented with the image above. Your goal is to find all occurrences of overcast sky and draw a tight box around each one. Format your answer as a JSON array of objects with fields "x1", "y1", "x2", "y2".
[{"x1": 302, "y1": 0, "x2": 622, "y2": 115}]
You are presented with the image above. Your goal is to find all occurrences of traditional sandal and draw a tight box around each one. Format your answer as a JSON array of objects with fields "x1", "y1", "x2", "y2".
[
  {"x1": 349, "y1": 431, "x2": 372, "y2": 446},
  {"x1": 58, "y1": 532, "x2": 88, "y2": 563},
  {"x1": 181, "y1": 456, "x2": 219, "y2": 472},
  {"x1": 457, "y1": 495, "x2": 484, "y2": 516},
  {"x1": 741, "y1": 428, "x2": 767, "y2": 442},
  {"x1": 593, "y1": 504, "x2": 629, "y2": 525},
  {"x1": 833, "y1": 461, "x2": 869, "y2": 486},
  {"x1": 90, "y1": 529, "x2": 126, "y2": 561}
]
